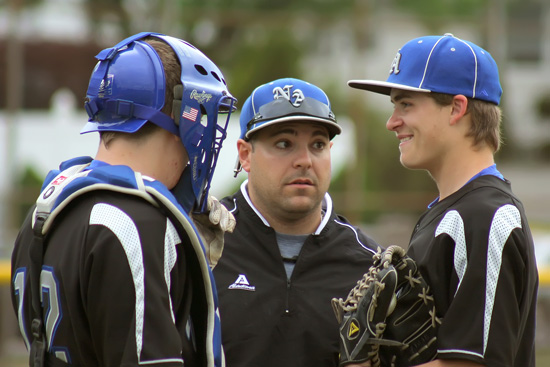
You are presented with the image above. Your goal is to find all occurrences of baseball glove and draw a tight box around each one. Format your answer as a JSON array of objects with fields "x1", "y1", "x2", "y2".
[{"x1": 331, "y1": 245, "x2": 442, "y2": 367}]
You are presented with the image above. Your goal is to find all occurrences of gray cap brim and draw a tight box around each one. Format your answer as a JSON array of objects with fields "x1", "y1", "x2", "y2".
[
  {"x1": 348, "y1": 79, "x2": 431, "y2": 95},
  {"x1": 245, "y1": 115, "x2": 342, "y2": 140}
]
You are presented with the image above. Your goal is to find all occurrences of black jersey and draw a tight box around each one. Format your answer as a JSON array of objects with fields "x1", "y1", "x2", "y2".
[
  {"x1": 11, "y1": 158, "x2": 223, "y2": 367},
  {"x1": 13, "y1": 192, "x2": 195, "y2": 366},
  {"x1": 407, "y1": 175, "x2": 538, "y2": 367},
  {"x1": 213, "y1": 181, "x2": 380, "y2": 367}
]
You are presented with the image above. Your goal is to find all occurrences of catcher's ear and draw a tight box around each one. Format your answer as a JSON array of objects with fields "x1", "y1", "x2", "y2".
[{"x1": 237, "y1": 139, "x2": 252, "y2": 173}]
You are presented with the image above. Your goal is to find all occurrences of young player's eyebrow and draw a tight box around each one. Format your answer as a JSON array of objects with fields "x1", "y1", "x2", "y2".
[{"x1": 391, "y1": 92, "x2": 413, "y2": 103}]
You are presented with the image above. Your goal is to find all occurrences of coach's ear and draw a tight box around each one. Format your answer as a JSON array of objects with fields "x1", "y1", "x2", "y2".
[
  {"x1": 237, "y1": 139, "x2": 253, "y2": 173},
  {"x1": 449, "y1": 95, "x2": 468, "y2": 125}
]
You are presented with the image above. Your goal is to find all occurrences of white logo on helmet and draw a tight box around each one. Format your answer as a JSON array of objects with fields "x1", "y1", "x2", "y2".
[
  {"x1": 272, "y1": 85, "x2": 305, "y2": 107},
  {"x1": 190, "y1": 90, "x2": 213, "y2": 104},
  {"x1": 98, "y1": 74, "x2": 114, "y2": 98}
]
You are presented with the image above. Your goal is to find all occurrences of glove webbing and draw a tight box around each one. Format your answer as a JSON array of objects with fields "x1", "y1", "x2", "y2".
[{"x1": 333, "y1": 258, "x2": 391, "y2": 367}]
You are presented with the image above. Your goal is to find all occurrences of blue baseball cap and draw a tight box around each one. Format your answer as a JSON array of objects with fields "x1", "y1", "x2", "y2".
[
  {"x1": 239, "y1": 78, "x2": 341, "y2": 140},
  {"x1": 348, "y1": 33, "x2": 503, "y2": 105}
]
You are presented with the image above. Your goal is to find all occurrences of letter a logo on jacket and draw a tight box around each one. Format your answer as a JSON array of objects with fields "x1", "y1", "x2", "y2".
[{"x1": 228, "y1": 274, "x2": 256, "y2": 291}]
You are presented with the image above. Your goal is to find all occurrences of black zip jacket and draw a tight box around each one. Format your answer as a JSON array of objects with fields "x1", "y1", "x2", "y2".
[{"x1": 213, "y1": 181, "x2": 380, "y2": 367}]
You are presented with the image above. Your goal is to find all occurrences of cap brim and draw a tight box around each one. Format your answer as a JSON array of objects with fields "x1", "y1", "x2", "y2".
[
  {"x1": 348, "y1": 79, "x2": 431, "y2": 95},
  {"x1": 245, "y1": 116, "x2": 341, "y2": 140}
]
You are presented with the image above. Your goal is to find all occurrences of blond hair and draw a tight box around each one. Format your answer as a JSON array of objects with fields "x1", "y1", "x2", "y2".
[{"x1": 430, "y1": 92, "x2": 502, "y2": 152}]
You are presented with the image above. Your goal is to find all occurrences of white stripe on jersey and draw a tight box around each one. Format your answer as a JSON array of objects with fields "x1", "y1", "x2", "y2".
[
  {"x1": 484, "y1": 204, "x2": 521, "y2": 354},
  {"x1": 164, "y1": 219, "x2": 180, "y2": 323},
  {"x1": 435, "y1": 210, "x2": 467, "y2": 295},
  {"x1": 89, "y1": 203, "x2": 146, "y2": 362},
  {"x1": 435, "y1": 204, "x2": 522, "y2": 357}
]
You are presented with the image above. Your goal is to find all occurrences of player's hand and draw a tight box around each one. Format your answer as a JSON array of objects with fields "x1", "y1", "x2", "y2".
[{"x1": 191, "y1": 196, "x2": 236, "y2": 269}]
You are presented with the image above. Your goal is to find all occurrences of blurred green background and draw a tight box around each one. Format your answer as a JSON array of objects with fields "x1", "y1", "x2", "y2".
[{"x1": 1, "y1": 0, "x2": 549, "y2": 363}]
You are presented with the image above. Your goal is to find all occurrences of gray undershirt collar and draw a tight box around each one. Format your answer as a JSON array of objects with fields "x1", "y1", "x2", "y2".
[{"x1": 276, "y1": 232, "x2": 308, "y2": 280}]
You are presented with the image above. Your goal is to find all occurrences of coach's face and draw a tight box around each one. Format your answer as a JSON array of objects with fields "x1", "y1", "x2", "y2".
[{"x1": 238, "y1": 121, "x2": 332, "y2": 225}]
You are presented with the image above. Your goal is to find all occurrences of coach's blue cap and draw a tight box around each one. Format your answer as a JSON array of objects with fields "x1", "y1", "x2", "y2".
[
  {"x1": 348, "y1": 33, "x2": 503, "y2": 105},
  {"x1": 239, "y1": 77, "x2": 341, "y2": 140}
]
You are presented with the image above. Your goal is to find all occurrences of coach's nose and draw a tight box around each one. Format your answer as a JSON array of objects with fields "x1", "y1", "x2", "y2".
[{"x1": 293, "y1": 143, "x2": 313, "y2": 169}]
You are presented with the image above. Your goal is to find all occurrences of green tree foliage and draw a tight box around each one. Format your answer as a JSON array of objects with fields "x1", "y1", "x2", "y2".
[
  {"x1": 391, "y1": 0, "x2": 488, "y2": 31},
  {"x1": 174, "y1": 0, "x2": 358, "y2": 103},
  {"x1": 211, "y1": 28, "x2": 304, "y2": 103}
]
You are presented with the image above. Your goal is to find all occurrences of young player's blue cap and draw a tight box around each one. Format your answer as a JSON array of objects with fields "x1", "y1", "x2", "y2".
[
  {"x1": 348, "y1": 33, "x2": 503, "y2": 105},
  {"x1": 239, "y1": 77, "x2": 341, "y2": 140}
]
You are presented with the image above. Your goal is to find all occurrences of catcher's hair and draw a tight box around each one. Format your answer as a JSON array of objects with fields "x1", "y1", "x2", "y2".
[
  {"x1": 429, "y1": 92, "x2": 502, "y2": 153},
  {"x1": 100, "y1": 36, "x2": 182, "y2": 148}
]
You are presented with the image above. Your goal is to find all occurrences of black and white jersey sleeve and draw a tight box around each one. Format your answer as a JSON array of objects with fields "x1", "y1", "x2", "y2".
[{"x1": 407, "y1": 175, "x2": 538, "y2": 367}]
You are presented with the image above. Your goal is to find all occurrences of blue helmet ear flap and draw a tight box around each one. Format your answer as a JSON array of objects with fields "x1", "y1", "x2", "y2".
[
  {"x1": 82, "y1": 32, "x2": 179, "y2": 136},
  {"x1": 172, "y1": 84, "x2": 183, "y2": 125}
]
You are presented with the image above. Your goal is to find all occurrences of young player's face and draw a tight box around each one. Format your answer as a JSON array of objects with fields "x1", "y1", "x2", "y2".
[
  {"x1": 387, "y1": 90, "x2": 453, "y2": 174},
  {"x1": 239, "y1": 122, "x2": 332, "y2": 222}
]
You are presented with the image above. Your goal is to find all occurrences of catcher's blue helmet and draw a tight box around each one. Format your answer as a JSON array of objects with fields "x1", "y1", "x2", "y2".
[{"x1": 82, "y1": 32, "x2": 237, "y2": 212}]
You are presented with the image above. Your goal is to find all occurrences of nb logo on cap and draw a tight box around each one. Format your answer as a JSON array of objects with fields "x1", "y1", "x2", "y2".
[
  {"x1": 273, "y1": 85, "x2": 305, "y2": 107},
  {"x1": 389, "y1": 51, "x2": 402, "y2": 75}
]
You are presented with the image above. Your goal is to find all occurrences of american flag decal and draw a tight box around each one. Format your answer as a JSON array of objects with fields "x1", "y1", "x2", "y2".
[{"x1": 182, "y1": 105, "x2": 199, "y2": 121}]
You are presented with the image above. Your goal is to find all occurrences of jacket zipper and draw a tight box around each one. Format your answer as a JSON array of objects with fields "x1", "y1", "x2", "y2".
[{"x1": 285, "y1": 279, "x2": 291, "y2": 314}]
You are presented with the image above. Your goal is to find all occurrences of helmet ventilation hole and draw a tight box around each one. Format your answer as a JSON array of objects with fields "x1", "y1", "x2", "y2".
[
  {"x1": 211, "y1": 71, "x2": 221, "y2": 82},
  {"x1": 195, "y1": 64, "x2": 208, "y2": 75}
]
